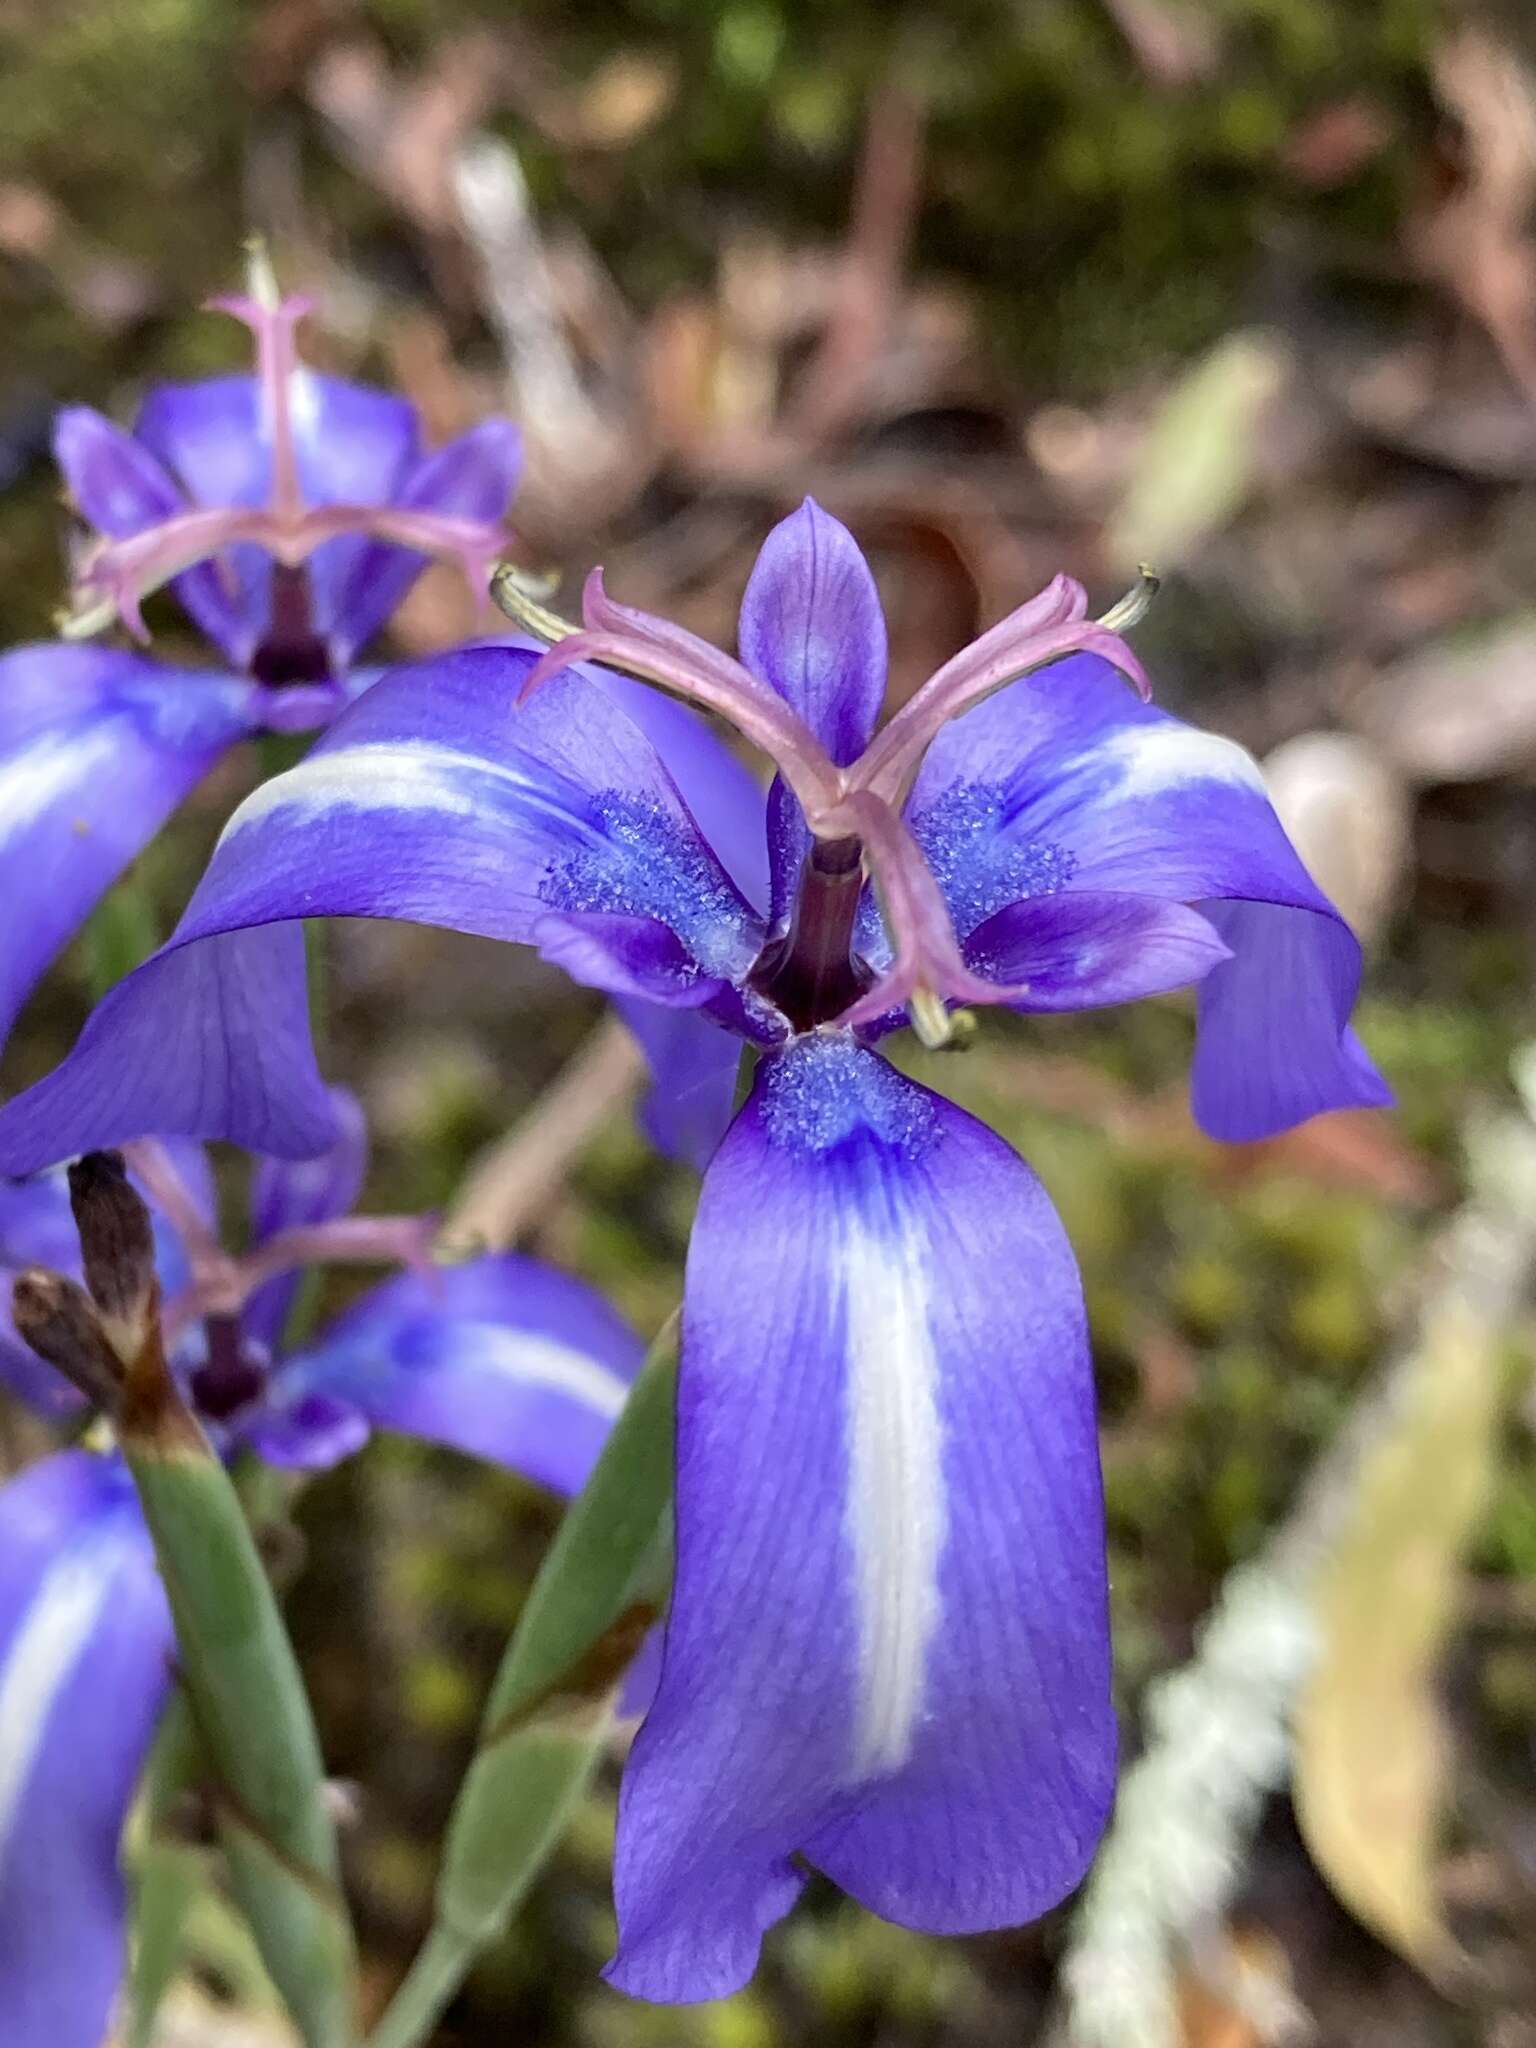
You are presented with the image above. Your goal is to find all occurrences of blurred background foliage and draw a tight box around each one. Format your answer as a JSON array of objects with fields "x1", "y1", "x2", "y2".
[{"x1": 3, "y1": 0, "x2": 1536, "y2": 2043}]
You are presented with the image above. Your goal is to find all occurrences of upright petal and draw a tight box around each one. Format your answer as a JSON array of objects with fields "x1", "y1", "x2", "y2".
[
  {"x1": 739, "y1": 500, "x2": 887, "y2": 927},
  {"x1": 0, "y1": 645, "x2": 257, "y2": 1050},
  {"x1": 134, "y1": 371, "x2": 420, "y2": 514},
  {"x1": 317, "y1": 420, "x2": 521, "y2": 661},
  {"x1": 243, "y1": 1086, "x2": 370, "y2": 1349},
  {"x1": 134, "y1": 370, "x2": 423, "y2": 665},
  {"x1": 910, "y1": 654, "x2": 1391, "y2": 1139},
  {"x1": 739, "y1": 500, "x2": 886, "y2": 766},
  {"x1": 53, "y1": 407, "x2": 253, "y2": 658},
  {"x1": 0, "y1": 1451, "x2": 173, "y2": 2048},
  {"x1": 255, "y1": 1255, "x2": 643, "y2": 1493},
  {"x1": 610, "y1": 1034, "x2": 1113, "y2": 2000},
  {"x1": 0, "y1": 646, "x2": 762, "y2": 1171}
]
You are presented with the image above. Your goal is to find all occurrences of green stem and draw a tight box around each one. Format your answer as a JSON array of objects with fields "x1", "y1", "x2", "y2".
[
  {"x1": 366, "y1": 1927, "x2": 477, "y2": 2048},
  {"x1": 364, "y1": 1320, "x2": 678, "y2": 2048}
]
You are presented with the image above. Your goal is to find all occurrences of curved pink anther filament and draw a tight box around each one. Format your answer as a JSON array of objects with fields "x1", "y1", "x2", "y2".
[
  {"x1": 821, "y1": 789, "x2": 1017, "y2": 1040},
  {"x1": 852, "y1": 576, "x2": 1150, "y2": 806},
  {"x1": 69, "y1": 501, "x2": 508, "y2": 644},
  {"x1": 207, "y1": 291, "x2": 314, "y2": 523},
  {"x1": 158, "y1": 1212, "x2": 438, "y2": 1353},
  {"x1": 522, "y1": 570, "x2": 845, "y2": 822}
]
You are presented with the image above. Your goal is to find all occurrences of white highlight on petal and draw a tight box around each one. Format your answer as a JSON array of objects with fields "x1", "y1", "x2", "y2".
[
  {"x1": 455, "y1": 1322, "x2": 630, "y2": 1420},
  {"x1": 0, "y1": 722, "x2": 124, "y2": 851},
  {"x1": 222, "y1": 740, "x2": 585, "y2": 844},
  {"x1": 842, "y1": 1201, "x2": 947, "y2": 1776},
  {"x1": 1091, "y1": 722, "x2": 1266, "y2": 799},
  {"x1": 0, "y1": 1536, "x2": 117, "y2": 1857}
]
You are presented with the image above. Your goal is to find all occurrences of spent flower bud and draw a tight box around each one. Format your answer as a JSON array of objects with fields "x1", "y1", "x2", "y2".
[
  {"x1": 67, "y1": 1149, "x2": 159, "y2": 1363},
  {"x1": 9, "y1": 1267, "x2": 124, "y2": 1409}
]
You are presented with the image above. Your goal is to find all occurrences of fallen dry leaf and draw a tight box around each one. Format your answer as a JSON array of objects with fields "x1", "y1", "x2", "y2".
[
  {"x1": 1262, "y1": 732, "x2": 1411, "y2": 944},
  {"x1": 1104, "y1": 331, "x2": 1291, "y2": 576},
  {"x1": 1292, "y1": 1287, "x2": 1502, "y2": 1975},
  {"x1": 1351, "y1": 616, "x2": 1536, "y2": 783}
]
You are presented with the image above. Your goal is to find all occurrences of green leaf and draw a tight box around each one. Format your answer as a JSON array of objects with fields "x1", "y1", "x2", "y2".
[
  {"x1": 121, "y1": 1379, "x2": 357, "y2": 2048},
  {"x1": 126, "y1": 1695, "x2": 204, "y2": 2048},
  {"x1": 367, "y1": 1315, "x2": 679, "y2": 2048},
  {"x1": 79, "y1": 872, "x2": 160, "y2": 998}
]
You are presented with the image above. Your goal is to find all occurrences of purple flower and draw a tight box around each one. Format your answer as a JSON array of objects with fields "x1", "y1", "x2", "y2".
[
  {"x1": 0, "y1": 284, "x2": 520, "y2": 1052},
  {"x1": 0, "y1": 500, "x2": 1390, "y2": 1997},
  {"x1": 0, "y1": 1109, "x2": 642, "y2": 2048}
]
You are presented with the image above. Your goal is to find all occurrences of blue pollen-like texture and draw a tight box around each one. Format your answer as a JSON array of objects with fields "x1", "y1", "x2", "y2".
[
  {"x1": 540, "y1": 789, "x2": 749, "y2": 974},
  {"x1": 759, "y1": 1033, "x2": 936, "y2": 1157},
  {"x1": 913, "y1": 780, "x2": 1076, "y2": 936}
]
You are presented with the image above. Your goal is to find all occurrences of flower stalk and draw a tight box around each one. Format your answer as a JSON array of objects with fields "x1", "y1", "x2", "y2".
[
  {"x1": 9, "y1": 1153, "x2": 359, "y2": 2048},
  {"x1": 367, "y1": 1317, "x2": 679, "y2": 2048}
]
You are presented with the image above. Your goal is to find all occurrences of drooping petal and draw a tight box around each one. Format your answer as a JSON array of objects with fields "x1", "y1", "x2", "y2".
[
  {"x1": 610, "y1": 1034, "x2": 1114, "y2": 2000},
  {"x1": 909, "y1": 654, "x2": 1391, "y2": 1137},
  {"x1": 592, "y1": 670, "x2": 770, "y2": 913},
  {"x1": 1190, "y1": 898, "x2": 1391, "y2": 1140},
  {"x1": 316, "y1": 420, "x2": 520, "y2": 661},
  {"x1": 614, "y1": 999, "x2": 745, "y2": 1169},
  {"x1": 0, "y1": 646, "x2": 764, "y2": 1171},
  {"x1": 963, "y1": 891, "x2": 1229, "y2": 1010},
  {"x1": 255, "y1": 1255, "x2": 643, "y2": 1491},
  {"x1": 573, "y1": 672, "x2": 770, "y2": 1163},
  {"x1": 248, "y1": 1084, "x2": 368, "y2": 1243},
  {"x1": 0, "y1": 1451, "x2": 173, "y2": 2048},
  {"x1": 243, "y1": 1086, "x2": 369, "y2": 1349},
  {"x1": 0, "y1": 923, "x2": 336, "y2": 1171},
  {"x1": 0, "y1": 645, "x2": 257, "y2": 1051},
  {"x1": 533, "y1": 912, "x2": 732, "y2": 1009}
]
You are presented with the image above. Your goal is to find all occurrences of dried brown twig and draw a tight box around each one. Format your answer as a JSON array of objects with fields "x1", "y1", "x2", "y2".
[{"x1": 438, "y1": 1014, "x2": 647, "y2": 1257}]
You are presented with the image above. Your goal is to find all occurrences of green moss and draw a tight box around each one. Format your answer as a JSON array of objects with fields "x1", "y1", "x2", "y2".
[
  {"x1": 403, "y1": 1653, "x2": 480, "y2": 1734},
  {"x1": 1171, "y1": 1252, "x2": 1248, "y2": 1338}
]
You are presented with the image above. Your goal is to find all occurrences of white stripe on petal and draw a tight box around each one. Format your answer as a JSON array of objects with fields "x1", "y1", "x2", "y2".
[
  {"x1": 459, "y1": 1322, "x2": 630, "y2": 1420},
  {"x1": 842, "y1": 1203, "x2": 947, "y2": 1776},
  {"x1": 0, "y1": 1536, "x2": 117, "y2": 1856},
  {"x1": 0, "y1": 722, "x2": 123, "y2": 851},
  {"x1": 1090, "y1": 722, "x2": 1266, "y2": 799},
  {"x1": 222, "y1": 740, "x2": 590, "y2": 846}
]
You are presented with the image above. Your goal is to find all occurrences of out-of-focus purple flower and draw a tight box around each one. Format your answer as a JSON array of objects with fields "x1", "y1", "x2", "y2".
[
  {"x1": 0, "y1": 1102, "x2": 641, "y2": 2048},
  {"x1": 0, "y1": 282, "x2": 520, "y2": 1053},
  {"x1": 0, "y1": 501, "x2": 1391, "y2": 1997}
]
